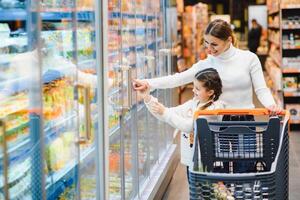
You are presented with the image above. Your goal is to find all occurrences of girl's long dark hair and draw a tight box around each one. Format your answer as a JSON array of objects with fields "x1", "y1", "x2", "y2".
[{"x1": 195, "y1": 68, "x2": 222, "y2": 110}]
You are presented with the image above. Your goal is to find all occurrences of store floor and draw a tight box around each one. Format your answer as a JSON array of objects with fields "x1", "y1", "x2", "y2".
[{"x1": 162, "y1": 87, "x2": 300, "y2": 200}]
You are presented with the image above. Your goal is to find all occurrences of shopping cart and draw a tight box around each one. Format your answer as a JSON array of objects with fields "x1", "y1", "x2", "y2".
[{"x1": 189, "y1": 109, "x2": 289, "y2": 200}]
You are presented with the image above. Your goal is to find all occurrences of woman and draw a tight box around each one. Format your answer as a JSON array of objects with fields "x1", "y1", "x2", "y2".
[
  {"x1": 133, "y1": 19, "x2": 281, "y2": 114},
  {"x1": 134, "y1": 19, "x2": 282, "y2": 173}
]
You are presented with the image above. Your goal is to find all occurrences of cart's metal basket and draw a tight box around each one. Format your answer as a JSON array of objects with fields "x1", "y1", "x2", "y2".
[{"x1": 189, "y1": 109, "x2": 289, "y2": 200}]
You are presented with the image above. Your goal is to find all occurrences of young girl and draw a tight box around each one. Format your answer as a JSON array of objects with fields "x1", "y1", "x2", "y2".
[{"x1": 138, "y1": 68, "x2": 224, "y2": 181}]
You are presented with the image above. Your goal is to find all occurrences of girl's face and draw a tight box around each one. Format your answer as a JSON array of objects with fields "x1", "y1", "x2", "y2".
[
  {"x1": 192, "y1": 80, "x2": 214, "y2": 102},
  {"x1": 204, "y1": 34, "x2": 231, "y2": 56}
]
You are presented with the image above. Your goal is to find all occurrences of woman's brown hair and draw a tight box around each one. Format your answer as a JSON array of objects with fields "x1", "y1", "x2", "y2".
[{"x1": 205, "y1": 19, "x2": 238, "y2": 47}]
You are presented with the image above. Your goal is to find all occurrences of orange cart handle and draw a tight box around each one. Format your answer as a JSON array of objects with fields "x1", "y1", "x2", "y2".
[{"x1": 194, "y1": 108, "x2": 287, "y2": 118}]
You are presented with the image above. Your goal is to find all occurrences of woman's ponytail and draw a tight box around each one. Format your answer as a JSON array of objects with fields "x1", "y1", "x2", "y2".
[{"x1": 231, "y1": 32, "x2": 238, "y2": 47}]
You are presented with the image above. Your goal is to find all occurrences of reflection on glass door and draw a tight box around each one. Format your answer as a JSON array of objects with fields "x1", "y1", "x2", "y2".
[
  {"x1": 107, "y1": 0, "x2": 122, "y2": 199},
  {"x1": 145, "y1": 0, "x2": 160, "y2": 173},
  {"x1": 75, "y1": 0, "x2": 99, "y2": 199},
  {"x1": 135, "y1": 0, "x2": 149, "y2": 190},
  {"x1": 156, "y1": 0, "x2": 167, "y2": 157},
  {"x1": 37, "y1": 0, "x2": 101, "y2": 198},
  {"x1": 0, "y1": 1, "x2": 43, "y2": 199},
  {"x1": 40, "y1": 2, "x2": 80, "y2": 199},
  {"x1": 164, "y1": 7, "x2": 177, "y2": 146},
  {"x1": 121, "y1": 0, "x2": 138, "y2": 198}
]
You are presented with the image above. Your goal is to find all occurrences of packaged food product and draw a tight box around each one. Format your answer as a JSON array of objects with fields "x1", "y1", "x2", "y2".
[{"x1": 46, "y1": 137, "x2": 66, "y2": 171}]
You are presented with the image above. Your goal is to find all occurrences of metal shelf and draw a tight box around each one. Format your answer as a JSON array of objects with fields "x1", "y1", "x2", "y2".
[
  {"x1": 290, "y1": 120, "x2": 300, "y2": 124},
  {"x1": 281, "y1": 5, "x2": 300, "y2": 9},
  {"x1": 0, "y1": 137, "x2": 30, "y2": 160},
  {"x1": 136, "y1": 45, "x2": 145, "y2": 51},
  {"x1": 282, "y1": 46, "x2": 300, "y2": 50},
  {"x1": 0, "y1": 8, "x2": 27, "y2": 21},
  {"x1": 137, "y1": 103, "x2": 146, "y2": 112},
  {"x1": 108, "y1": 50, "x2": 119, "y2": 57},
  {"x1": 109, "y1": 87, "x2": 120, "y2": 96},
  {"x1": 283, "y1": 91, "x2": 300, "y2": 97},
  {"x1": 44, "y1": 114, "x2": 77, "y2": 143},
  {"x1": 109, "y1": 12, "x2": 157, "y2": 20},
  {"x1": 78, "y1": 59, "x2": 96, "y2": 69},
  {"x1": 0, "y1": 8, "x2": 94, "y2": 21},
  {"x1": 108, "y1": 42, "x2": 154, "y2": 55},
  {"x1": 109, "y1": 124, "x2": 120, "y2": 137},
  {"x1": 282, "y1": 68, "x2": 300, "y2": 73},
  {"x1": 282, "y1": 27, "x2": 300, "y2": 30},
  {"x1": 121, "y1": 27, "x2": 156, "y2": 33},
  {"x1": 52, "y1": 145, "x2": 95, "y2": 183},
  {"x1": 1, "y1": 112, "x2": 76, "y2": 162},
  {"x1": 0, "y1": 158, "x2": 30, "y2": 188},
  {"x1": 5, "y1": 121, "x2": 29, "y2": 137},
  {"x1": 147, "y1": 40, "x2": 156, "y2": 48}
]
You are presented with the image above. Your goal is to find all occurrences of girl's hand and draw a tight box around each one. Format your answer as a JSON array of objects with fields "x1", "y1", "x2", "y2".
[
  {"x1": 132, "y1": 79, "x2": 149, "y2": 91},
  {"x1": 267, "y1": 104, "x2": 283, "y2": 116},
  {"x1": 137, "y1": 87, "x2": 150, "y2": 100},
  {"x1": 151, "y1": 102, "x2": 166, "y2": 115}
]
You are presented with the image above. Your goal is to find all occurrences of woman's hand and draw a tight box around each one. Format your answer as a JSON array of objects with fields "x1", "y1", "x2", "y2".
[
  {"x1": 151, "y1": 102, "x2": 166, "y2": 115},
  {"x1": 267, "y1": 104, "x2": 283, "y2": 115},
  {"x1": 132, "y1": 79, "x2": 149, "y2": 91}
]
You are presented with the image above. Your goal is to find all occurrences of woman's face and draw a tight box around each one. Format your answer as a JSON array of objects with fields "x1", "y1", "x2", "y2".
[
  {"x1": 192, "y1": 80, "x2": 214, "y2": 102},
  {"x1": 204, "y1": 34, "x2": 231, "y2": 56}
]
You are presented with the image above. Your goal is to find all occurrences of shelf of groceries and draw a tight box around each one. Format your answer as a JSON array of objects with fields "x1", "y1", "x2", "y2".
[
  {"x1": 266, "y1": 0, "x2": 300, "y2": 125},
  {"x1": 0, "y1": 8, "x2": 158, "y2": 22},
  {"x1": 0, "y1": 115, "x2": 98, "y2": 199},
  {"x1": 0, "y1": 7, "x2": 95, "y2": 21},
  {"x1": 0, "y1": 27, "x2": 92, "y2": 200}
]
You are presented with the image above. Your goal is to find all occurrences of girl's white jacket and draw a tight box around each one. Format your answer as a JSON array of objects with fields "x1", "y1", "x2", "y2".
[{"x1": 144, "y1": 96, "x2": 225, "y2": 167}]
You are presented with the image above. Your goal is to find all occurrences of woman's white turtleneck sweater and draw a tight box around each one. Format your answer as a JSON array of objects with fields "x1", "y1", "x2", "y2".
[{"x1": 147, "y1": 44, "x2": 275, "y2": 108}]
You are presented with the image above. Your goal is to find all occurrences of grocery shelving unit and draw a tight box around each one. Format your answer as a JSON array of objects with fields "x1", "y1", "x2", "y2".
[
  {"x1": 1, "y1": 0, "x2": 177, "y2": 200},
  {"x1": 177, "y1": 2, "x2": 208, "y2": 103},
  {"x1": 266, "y1": 0, "x2": 300, "y2": 129},
  {"x1": 182, "y1": 3, "x2": 208, "y2": 67}
]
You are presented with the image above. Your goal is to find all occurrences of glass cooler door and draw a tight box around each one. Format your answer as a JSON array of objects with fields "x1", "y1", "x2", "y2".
[
  {"x1": 0, "y1": 0, "x2": 43, "y2": 199},
  {"x1": 145, "y1": 0, "x2": 161, "y2": 173},
  {"x1": 75, "y1": 0, "x2": 100, "y2": 199},
  {"x1": 107, "y1": 0, "x2": 123, "y2": 199},
  {"x1": 39, "y1": 0, "x2": 103, "y2": 199},
  {"x1": 120, "y1": 0, "x2": 138, "y2": 198},
  {"x1": 135, "y1": 0, "x2": 150, "y2": 191},
  {"x1": 39, "y1": 2, "x2": 81, "y2": 199}
]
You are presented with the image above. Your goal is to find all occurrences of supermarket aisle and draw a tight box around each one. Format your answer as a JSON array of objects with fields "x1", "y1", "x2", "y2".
[
  {"x1": 162, "y1": 88, "x2": 191, "y2": 200},
  {"x1": 162, "y1": 88, "x2": 300, "y2": 200},
  {"x1": 162, "y1": 162, "x2": 189, "y2": 200}
]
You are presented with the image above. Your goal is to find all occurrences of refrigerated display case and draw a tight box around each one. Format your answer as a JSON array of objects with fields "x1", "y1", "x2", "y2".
[
  {"x1": 0, "y1": 0, "x2": 103, "y2": 199},
  {"x1": 105, "y1": 0, "x2": 177, "y2": 200},
  {"x1": 0, "y1": 0, "x2": 177, "y2": 199}
]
